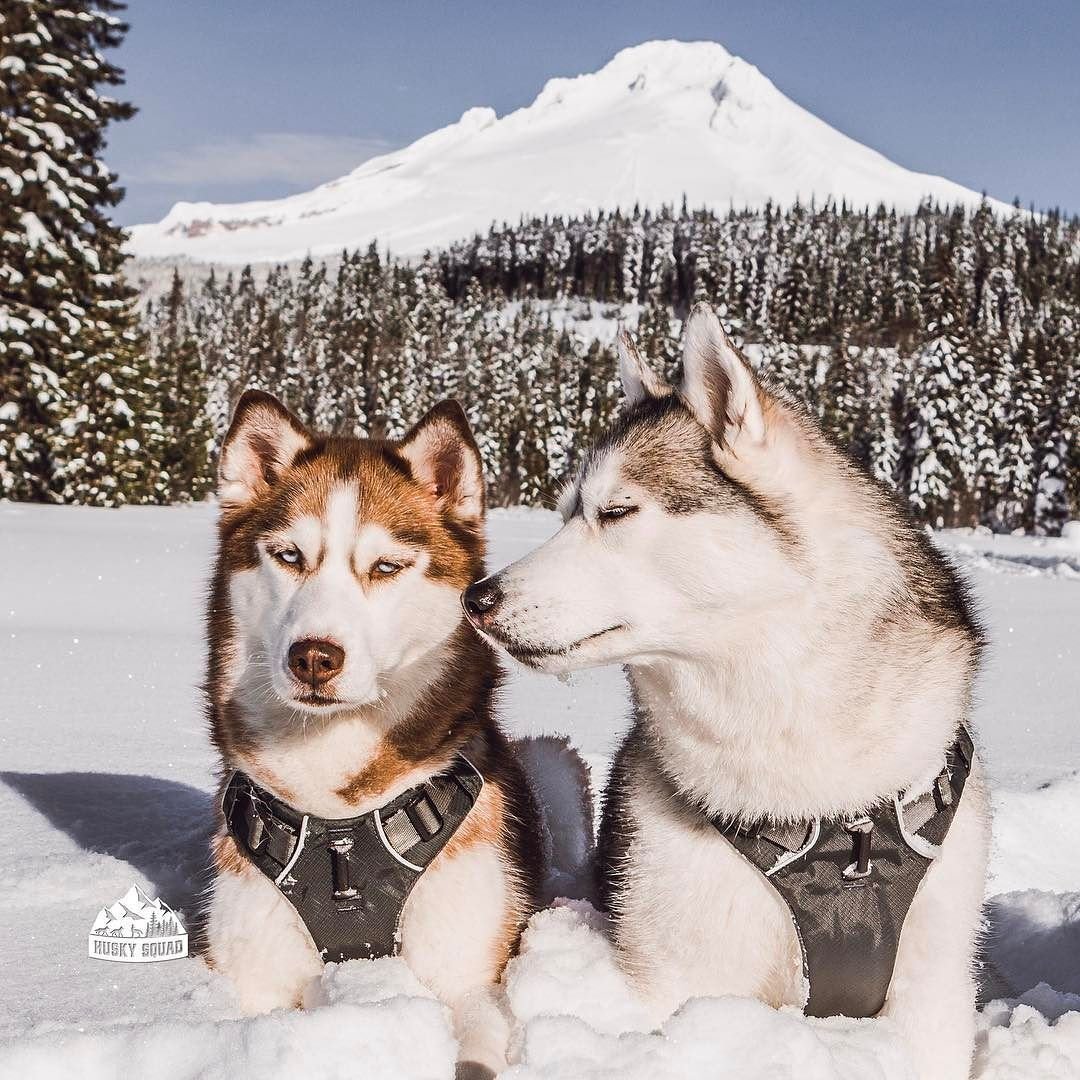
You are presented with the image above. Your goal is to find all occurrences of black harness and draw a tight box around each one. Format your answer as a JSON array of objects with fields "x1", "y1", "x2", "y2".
[
  {"x1": 222, "y1": 753, "x2": 483, "y2": 962},
  {"x1": 709, "y1": 728, "x2": 974, "y2": 1018}
]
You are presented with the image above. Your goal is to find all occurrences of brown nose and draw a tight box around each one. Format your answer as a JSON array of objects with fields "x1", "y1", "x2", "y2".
[{"x1": 287, "y1": 639, "x2": 345, "y2": 688}]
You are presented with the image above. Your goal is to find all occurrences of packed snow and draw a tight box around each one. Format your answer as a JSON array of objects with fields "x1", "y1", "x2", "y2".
[
  {"x1": 125, "y1": 40, "x2": 1011, "y2": 266},
  {"x1": 1, "y1": 503, "x2": 1079, "y2": 1079}
]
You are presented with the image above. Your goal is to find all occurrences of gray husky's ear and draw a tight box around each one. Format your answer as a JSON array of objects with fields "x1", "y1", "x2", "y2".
[
  {"x1": 218, "y1": 390, "x2": 313, "y2": 507},
  {"x1": 617, "y1": 328, "x2": 670, "y2": 404},
  {"x1": 679, "y1": 304, "x2": 766, "y2": 447},
  {"x1": 398, "y1": 400, "x2": 485, "y2": 523}
]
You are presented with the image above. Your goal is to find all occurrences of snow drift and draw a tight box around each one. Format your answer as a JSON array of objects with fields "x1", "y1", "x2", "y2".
[{"x1": 126, "y1": 40, "x2": 1009, "y2": 265}]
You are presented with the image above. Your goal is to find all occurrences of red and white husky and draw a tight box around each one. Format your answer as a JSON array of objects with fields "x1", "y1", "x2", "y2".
[{"x1": 204, "y1": 390, "x2": 546, "y2": 1076}]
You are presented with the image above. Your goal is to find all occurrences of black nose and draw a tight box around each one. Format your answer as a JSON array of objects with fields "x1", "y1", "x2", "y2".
[
  {"x1": 462, "y1": 578, "x2": 503, "y2": 624},
  {"x1": 287, "y1": 638, "x2": 345, "y2": 688}
]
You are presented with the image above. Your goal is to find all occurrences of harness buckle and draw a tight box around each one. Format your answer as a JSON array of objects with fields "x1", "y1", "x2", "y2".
[{"x1": 843, "y1": 816, "x2": 873, "y2": 879}]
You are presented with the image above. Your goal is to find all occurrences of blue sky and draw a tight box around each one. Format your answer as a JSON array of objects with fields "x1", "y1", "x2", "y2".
[{"x1": 108, "y1": 0, "x2": 1080, "y2": 224}]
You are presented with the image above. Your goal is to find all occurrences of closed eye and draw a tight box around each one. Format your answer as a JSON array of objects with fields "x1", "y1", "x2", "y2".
[{"x1": 597, "y1": 505, "x2": 638, "y2": 523}]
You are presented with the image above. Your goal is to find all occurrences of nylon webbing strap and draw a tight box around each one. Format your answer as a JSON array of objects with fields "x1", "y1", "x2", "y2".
[
  {"x1": 223, "y1": 749, "x2": 484, "y2": 962},
  {"x1": 381, "y1": 779, "x2": 459, "y2": 856}
]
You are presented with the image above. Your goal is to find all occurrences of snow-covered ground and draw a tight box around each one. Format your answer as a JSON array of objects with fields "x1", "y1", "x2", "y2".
[{"x1": 1, "y1": 503, "x2": 1079, "y2": 1079}]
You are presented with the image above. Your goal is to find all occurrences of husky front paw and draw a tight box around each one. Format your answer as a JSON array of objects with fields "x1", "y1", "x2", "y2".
[{"x1": 207, "y1": 860, "x2": 323, "y2": 1014}]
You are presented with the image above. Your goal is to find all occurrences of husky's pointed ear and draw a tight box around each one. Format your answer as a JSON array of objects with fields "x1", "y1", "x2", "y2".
[
  {"x1": 218, "y1": 390, "x2": 313, "y2": 508},
  {"x1": 617, "y1": 328, "x2": 670, "y2": 404},
  {"x1": 679, "y1": 304, "x2": 767, "y2": 448},
  {"x1": 398, "y1": 400, "x2": 484, "y2": 523}
]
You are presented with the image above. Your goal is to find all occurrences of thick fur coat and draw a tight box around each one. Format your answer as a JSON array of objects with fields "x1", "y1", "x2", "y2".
[
  {"x1": 204, "y1": 392, "x2": 544, "y2": 1076},
  {"x1": 465, "y1": 305, "x2": 990, "y2": 1080}
]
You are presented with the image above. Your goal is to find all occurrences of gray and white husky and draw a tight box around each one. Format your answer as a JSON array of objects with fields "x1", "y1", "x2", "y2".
[{"x1": 464, "y1": 304, "x2": 990, "y2": 1078}]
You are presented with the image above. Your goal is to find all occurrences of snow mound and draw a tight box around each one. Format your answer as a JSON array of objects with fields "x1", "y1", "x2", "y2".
[
  {"x1": 504, "y1": 903, "x2": 1080, "y2": 1079},
  {"x1": 126, "y1": 40, "x2": 1008, "y2": 264},
  {"x1": 5, "y1": 899, "x2": 1080, "y2": 1079},
  {"x1": 975, "y1": 991, "x2": 1080, "y2": 1079},
  {"x1": 1, "y1": 959, "x2": 457, "y2": 1080}
]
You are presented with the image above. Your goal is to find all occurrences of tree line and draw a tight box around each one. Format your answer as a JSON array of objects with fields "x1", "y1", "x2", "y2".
[{"x1": 136, "y1": 199, "x2": 1078, "y2": 532}]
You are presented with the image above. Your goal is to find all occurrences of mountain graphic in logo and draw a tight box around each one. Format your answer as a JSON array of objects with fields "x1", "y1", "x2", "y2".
[{"x1": 88, "y1": 884, "x2": 188, "y2": 963}]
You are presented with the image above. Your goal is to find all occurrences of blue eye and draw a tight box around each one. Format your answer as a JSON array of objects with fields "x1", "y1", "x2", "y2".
[
  {"x1": 273, "y1": 547, "x2": 303, "y2": 567},
  {"x1": 374, "y1": 560, "x2": 403, "y2": 576}
]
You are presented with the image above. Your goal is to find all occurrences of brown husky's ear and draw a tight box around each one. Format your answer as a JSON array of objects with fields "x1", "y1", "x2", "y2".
[
  {"x1": 218, "y1": 390, "x2": 313, "y2": 508},
  {"x1": 679, "y1": 303, "x2": 767, "y2": 448},
  {"x1": 616, "y1": 328, "x2": 670, "y2": 404},
  {"x1": 398, "y1": 400, "x2": 485, "y2": 523}
]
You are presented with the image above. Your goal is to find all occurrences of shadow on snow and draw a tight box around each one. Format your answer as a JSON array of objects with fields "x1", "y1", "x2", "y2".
[{"x1": 1, "y1": 770, "x2": 216, "y2": 944}]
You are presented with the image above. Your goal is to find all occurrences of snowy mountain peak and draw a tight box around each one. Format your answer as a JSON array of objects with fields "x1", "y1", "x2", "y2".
[
  {"x1": 128, "y1": 39, "x2": 1006, "y2": 265},
  {"x1": 532, "y1": 39, "x2": 756, "y2": 105}
]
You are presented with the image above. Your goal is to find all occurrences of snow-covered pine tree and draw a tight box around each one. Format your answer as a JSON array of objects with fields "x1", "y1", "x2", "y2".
[
  {"x1": 633, "y1": 298, "x2": 680, "y2": 383},
  {"x1": 149, "y1": 271, "x2": 213, "y2": 501},
  {"x1": 196, "y1": 269, "x2": 243, "y2": 442},
  {"x1": 820, "y1": 339, "x2": 874, "y2": 466},
  {"x1": 992, "y1": 330, "x2": 1041, "y2": 530},
  {"x1": 643, "y1": 208, "x2": 676, "y2": 308},
  {"x1": 761, "y1": 337, "x2": 814, "y2": 413},
  {"x1": 1031, "y1": 305, "x2": 1077, "y2": 534},
  {"x1": 620, "y1": 206, "x2": 645, "y2": 305},
  {"x1": 688, "y1": 209, "x2": 720, "y2": 305},
  {"x1": 774, "y1": 225, "x2": 812, "y2": 343},
  {"x1": 863, "y1": 348, "x2": 905, "y2": 491},
  {"x1": 1034, "y1": 411, "x2": 1071, "y2": 536},
  {"x1": 509, "y1": 303, "x2": 550, "y2": 504},
  {"x1": 905, "y1": 330, "x2": 980, "y2": 526},
  {"x1": 0, "y1": 0, "x2": 155, "y2": 504},
  {"x1": 457, "y1": 283, "x2": 514, "y2": 501},
  {"x1": 286, "y1": 255, "x2": 330, "y2": 429},
  {"x1": 893, "y1": 222, "x2": 925, "y2": 352},
  {"x1": 751, "y1": 201, "x2": 781, "y2": 336}
]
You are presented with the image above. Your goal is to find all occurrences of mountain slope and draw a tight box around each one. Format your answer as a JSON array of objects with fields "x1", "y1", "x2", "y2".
[{"x1": 127, "y1": 40, "x2": 1005, "y2": 265}]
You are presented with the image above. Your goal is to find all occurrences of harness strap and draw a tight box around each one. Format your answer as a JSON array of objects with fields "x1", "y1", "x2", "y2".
[
  {"x1": 712, "y1": 726, "x2": 974, "y2": 1018},
  {"x1": 222, "y1": 746, "x2": 484, "y2": 962}
]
